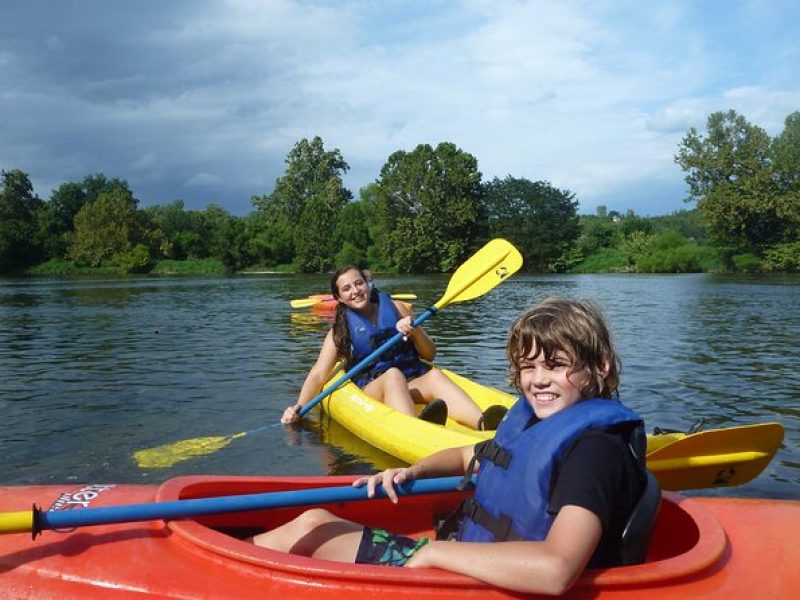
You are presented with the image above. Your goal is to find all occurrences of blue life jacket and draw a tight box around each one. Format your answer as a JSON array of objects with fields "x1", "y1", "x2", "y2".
[
  {"x1": 346, "y1": 291, "x2": 429, "y2": 387},
  {"x1": 458, "y1": 396, "x2": 644, "y2": 543}
]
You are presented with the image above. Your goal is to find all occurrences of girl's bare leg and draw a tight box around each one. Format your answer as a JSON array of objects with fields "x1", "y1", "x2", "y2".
[
  {"x1": 363, "y1": 368, "x2": 416, "y2": 416},
  {"x1": 409, "y1": 368, "x2": 483, "y2": 428}
]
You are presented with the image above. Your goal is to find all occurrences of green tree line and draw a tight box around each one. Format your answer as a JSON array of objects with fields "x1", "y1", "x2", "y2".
[{"x1": 2, "y1": 110, "x2": 798, "y2": 276}]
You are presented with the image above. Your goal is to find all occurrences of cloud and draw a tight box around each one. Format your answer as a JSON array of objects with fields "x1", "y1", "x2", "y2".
[
  {"x1": 186, "y1": 172, "x2": 224, "y2": 187},
  {"x1": 1, "y1": 0, "x2": 798, "y2": 216}
]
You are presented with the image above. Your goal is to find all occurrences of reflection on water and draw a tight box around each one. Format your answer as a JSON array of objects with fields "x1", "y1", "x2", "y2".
[{"x1": 1, "y1": 273, "x2": 798, "y2": 500}]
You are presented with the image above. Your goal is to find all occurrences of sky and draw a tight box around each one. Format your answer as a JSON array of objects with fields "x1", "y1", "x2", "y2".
[{"x1": 2, "y1": 1, "x2": 799, "y2": 217}]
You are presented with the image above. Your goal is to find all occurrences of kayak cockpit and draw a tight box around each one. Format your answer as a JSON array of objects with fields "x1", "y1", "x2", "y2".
[{"x1": 156, "y1": 476, "x2": 727, "y2": 591}]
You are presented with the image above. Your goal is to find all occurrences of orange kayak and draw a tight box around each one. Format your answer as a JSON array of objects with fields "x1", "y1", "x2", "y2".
[
  {"x1": 308, "y1": 294, "x2": 414, "y2": 314},
  {"x1": 0, "y1": 475, "x2": 797, "y2": 598},
  {"x1": 309, "y1": 294, "x2": 343, "y2": 313}
]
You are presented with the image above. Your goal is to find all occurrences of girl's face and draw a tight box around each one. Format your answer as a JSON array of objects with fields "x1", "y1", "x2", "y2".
[
  {"x1": 334, "y1": 269, "x2": 370, "y2": 310},
  {"x1": 518, "y1": 346, "x2": 590, "y2": 419}
]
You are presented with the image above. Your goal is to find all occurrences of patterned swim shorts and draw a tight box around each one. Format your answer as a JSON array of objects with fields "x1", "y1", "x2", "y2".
[{"x1": 354, "y1": 527, "x2": 430, "y2": 567}]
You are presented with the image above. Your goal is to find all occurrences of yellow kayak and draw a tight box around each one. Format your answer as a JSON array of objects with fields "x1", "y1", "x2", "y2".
[{"x1": 320, "y1": 369, "x2": 783, "y2": 491}]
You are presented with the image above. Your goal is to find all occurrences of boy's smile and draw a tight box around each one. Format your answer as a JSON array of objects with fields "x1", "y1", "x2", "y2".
[{"x1": 519, "y1": 348, "x2": 590, "y2": 419}]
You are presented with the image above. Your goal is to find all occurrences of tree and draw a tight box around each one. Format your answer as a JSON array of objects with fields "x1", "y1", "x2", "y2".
[
  {"x1": 481, "y1": 176, "x2": 580, "y2": 272},
  {"x1": 0, "y1": 169, "x2": 44, "y2": 272},
  {"x1": 374, "y1": 142, "x2": 482, "y2": 272},
  {"x1": 294, "y1": 179, "x2": 350, "y2": 272},
  {"x1": 39, "y1": 174, "x2": 136, "y2": 260},
  {"x1": 617, "y1": 210, "x2": 653, "y2": 238},
  {"x1": 577, "y1": 215, "x2": 619, "y2": 255},
  {"x1": 145, "y1": 200, "x2": 203, "y2": 259},
  {"x1": 332, "y1": 200, "x2": 372, "y2": 266},
  {"x1": 253, "y1": 136, "x2": 352, "y2": 272},
  {"x1": 68, "y1": 188, "x2": 141, "y2": 266},
  {"x1": 771, "y1": 111, "x2": 800, "y2": 192},
  {"x1": 49, "y1": 174, "x2": 133, "y2": 233},
  {"x1": 675, "y1": 110, "x2": 786, "y2": 253}
]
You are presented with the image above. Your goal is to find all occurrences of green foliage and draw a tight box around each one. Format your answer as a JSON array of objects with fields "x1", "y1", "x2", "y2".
[
  {"x1": 335, "y1": 241, "x2": 366, "y2": 267},
  {"x1": 547, "y1": 246, "x2": 584, "y2": 273},
  {"x1": 26, "y1": 258, "x2": 120, "y2": 276},
  {"x1": 374, "y1": 142, "x2": 482, "y2": 272},
  {"x1": 358, "y1": 182, "x2": 385, "y2": 259},
  {"x1": 771, "y1": 111, "x2": 800, "y2": 192},
  {"x1": 199, "y1": 204, "x2": 252, "y2": 271},
  {"x1": 617, "y1": 210, "x2": 653, "y2": 238},
  {"x1": 619, "y1": 229, "x2": 716, "y2": 273},
  {"x1": 635, "y1": 233, "x2": 711, "y2": 273},
  {"x1": 731, "y1": 253, "x2": 762, "y2": 273},
  {"x1": 114, "y1": 243, "x2": 153, "y2": 274},
  {"x1": 649, "y1": 209, "x2": 707, "y2": 243},
  {"x1": 761, "y1": 242, "x2": 800, "y2": 272},
  {"x1": 145, "y1": 200, "x2": 198, "y2": 259},
  {"x1": 253, "y1": 136, "x2": 351, "y2": 273},
  {"x1": 674, "y1": 109, "x2": 794, "y2": 253},
  {"x1": 332, "y1": 201, "x2": 372, "y2": 264},
  {"x1": 570, "y1": 248, "x2": 627, "y2": 273},
  {"x1": 619, "y1": 230, "x2": 651, "y2": 269},
  {"x1": 247, "y1": 210, "x2": 294, "y2": 267},
  {"x1": 295, "y1": 186, "x2": 344, "y2": 272},
  {"x1": 68, "y1": 188, "x2": 141, "y2": 266},
  {"x1": 481, "y1": 176, "x2": 580, "y2": 272},
  {"x1": 150, "y1": 258, "x2": 226, "y2": 275},
  {"x1": 0, "y1": 169, "x2": 45, "y2": 272},
  {"x1": 577, "y1": 215, "x2": 620, "y2": 255},
  {"x1": 7, "y1": 114, "x2": 798, "y2": 276},
  {"x1": 676, "y1": 109, "x2": 772, "y2": 202}
]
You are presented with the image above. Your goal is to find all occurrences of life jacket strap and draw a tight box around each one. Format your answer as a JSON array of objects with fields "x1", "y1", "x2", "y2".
[
  {"x1": 475, "y1": 439, "x2": 512, "y2": 468},
  {"x1": 460, "y1": 497, "x2": 523, "y2": 542}
]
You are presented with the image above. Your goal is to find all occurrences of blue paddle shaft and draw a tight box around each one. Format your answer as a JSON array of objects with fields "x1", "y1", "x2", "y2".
[
  {"x1": 36, "y1": 475, "x2": 466, "y2": 533},
  {"x1": 297, "y1": 306, "x2": 438, "y2": 417}
]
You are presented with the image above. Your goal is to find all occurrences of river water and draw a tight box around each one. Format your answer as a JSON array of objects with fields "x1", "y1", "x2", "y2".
[{"x1": 1, "y1": 272, "x2": 798, "y2": 500}]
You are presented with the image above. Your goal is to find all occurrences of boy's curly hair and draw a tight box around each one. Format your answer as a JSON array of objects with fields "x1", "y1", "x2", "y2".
[{"x1": 506, "y1": 297, "x2": 620, "y2": 399}]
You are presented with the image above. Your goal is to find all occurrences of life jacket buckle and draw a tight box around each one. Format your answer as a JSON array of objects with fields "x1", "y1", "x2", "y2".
[
  {"x1": 461, "y1": 497, "x2": 479, "y2": 520},
  {"x1": 479, "y1": 441, "x2": 511, "y2": 468}
]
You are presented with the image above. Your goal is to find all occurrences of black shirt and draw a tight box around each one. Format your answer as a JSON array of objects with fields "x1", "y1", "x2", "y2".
[{"x1": 547, "y1": 427, "x2": 645, "y2": 568}]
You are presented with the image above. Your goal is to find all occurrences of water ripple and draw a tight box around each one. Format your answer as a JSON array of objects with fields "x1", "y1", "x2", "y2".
[{"x1": 1, "y1": 272, "x2": 797, "y2": 498}]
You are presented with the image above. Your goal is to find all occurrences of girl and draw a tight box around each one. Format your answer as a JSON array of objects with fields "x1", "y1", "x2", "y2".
[
  {"x1": 263, "y1": 297, "x2": 648, "y2": 595},
  {"x1": 281, "y1": 265, "x2": 505, "y2": 430}
]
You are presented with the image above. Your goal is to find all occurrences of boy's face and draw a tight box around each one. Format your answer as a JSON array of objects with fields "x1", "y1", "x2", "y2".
[{"x1": 518, "y1": 346, "x2": 589, "y2": 419}]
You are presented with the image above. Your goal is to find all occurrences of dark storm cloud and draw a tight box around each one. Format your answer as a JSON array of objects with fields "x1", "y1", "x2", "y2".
[{"x1": 0, "y1": 1, "x2": 299, "y2": 213}]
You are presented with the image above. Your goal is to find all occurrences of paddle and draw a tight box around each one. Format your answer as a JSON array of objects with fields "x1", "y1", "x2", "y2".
[
  {"x1": 2, "y1": 421, "x2": 784, "y2": 538},
  {"x1": 0, "y1": 476, "x2": 469, "y2": 538},
  {"x1": 646, "y1": 421, "x2": 784, "y2": 490},
  {"x1": 134, "y1": 238, "x2": 523, "y2": 468},
  {"x1": 290, "y1": 293, "x2": 417, "y2": 309}
]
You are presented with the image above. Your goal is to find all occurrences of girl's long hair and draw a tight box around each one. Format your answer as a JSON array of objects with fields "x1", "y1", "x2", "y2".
[{"x1": 330, "y1": 265, "x2": 369, "y2": 368}]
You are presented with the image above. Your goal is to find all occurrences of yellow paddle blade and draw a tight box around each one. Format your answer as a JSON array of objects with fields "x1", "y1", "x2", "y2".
[
  {"x1": 646, "y1": 422, "x2": 784, "y2": 490},
  {"x1": 646, "y1": 422, "x2": 784, "y2": 460},
  {"x1": 133, "y1": 433, "x2": 246, "y2": 468},
  {"x1": 435, "y1": 239, "x2": 523, "y2": 309},
  {"x1": 290, "y1": 296, "x2": 327, "y2": 309}
]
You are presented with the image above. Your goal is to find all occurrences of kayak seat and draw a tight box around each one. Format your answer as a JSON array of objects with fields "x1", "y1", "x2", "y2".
[{"x1": 620, "y1": 469, "x2": 661, "y2": 566}]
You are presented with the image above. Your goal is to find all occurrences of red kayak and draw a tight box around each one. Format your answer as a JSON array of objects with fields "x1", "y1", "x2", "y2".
[{"x1": 0, "y1": 475, "x2": 797, "y2": 598}]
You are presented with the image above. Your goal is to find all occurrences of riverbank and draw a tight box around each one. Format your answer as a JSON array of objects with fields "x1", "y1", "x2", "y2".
[{"x1": 24, "y1": 258, "x2": 295, "y2": 276}]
